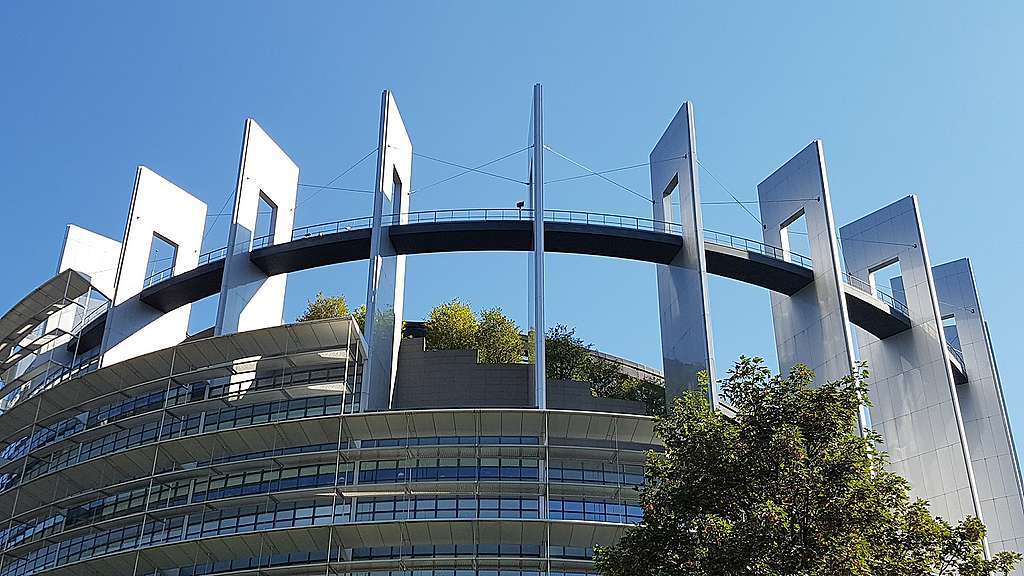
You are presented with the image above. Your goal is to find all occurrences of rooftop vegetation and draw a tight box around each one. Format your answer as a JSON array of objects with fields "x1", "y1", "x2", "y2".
[{"x1": 297, "y1": 294, "x2": 665, "y2": 414}]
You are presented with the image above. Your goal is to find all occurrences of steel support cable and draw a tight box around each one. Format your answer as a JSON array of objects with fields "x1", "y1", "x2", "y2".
[
  {"x1": 542, "y1": 144, "x2": 652, "y2": 204},
  {"x1": 694, "y1": 158, "x2": 762, "y2": 226},
  {"x1": 409, "y1": 146, "x2": 531, "y2": 196},
  {"x1": 703, "y1": 198, "x2": 820, "y2": 205},
  {"x1": 203, "y1": 188, "x2": 237, "y2": 238},
  {"x1": 296, "y1": 184, "x2": 373, "y2": 194},
  {"x1": 542, "y1": 153, "x2": 690, "y2": 185},
  {"x1": 298, "y1": 145, "x2": 380, "y2": 205}
]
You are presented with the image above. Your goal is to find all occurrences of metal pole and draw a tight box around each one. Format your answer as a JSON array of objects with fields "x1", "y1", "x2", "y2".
[{"x1": 531, "y1": 84, "x2": 546, "y2": 410}]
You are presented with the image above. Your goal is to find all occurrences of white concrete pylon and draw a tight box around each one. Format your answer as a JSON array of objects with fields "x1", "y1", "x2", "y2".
[
  {"x1": 933, "y1": 258, "x2": 1024, "y2": 559},
  {"x1": 57, "y1": 225, "x2": 121, "y2": 300},
  {"x1": 215, "y1": 118, "x2": 299, "y2": 336},
  {"x1": 650, "y1": 101, "x2": 716, "y2": 409},
  {"x1": 757, "y1": 141, "x2": 864, "y2": 430},
  {"x1": 100, "y1": 166, "x2": 207, "y2": 367},
  {"x1": 363, "y1": 90, "x2": 411, "y2": 411},
  {"x1": 839, "y1": 195, "x2": 983, "y2": 534}
]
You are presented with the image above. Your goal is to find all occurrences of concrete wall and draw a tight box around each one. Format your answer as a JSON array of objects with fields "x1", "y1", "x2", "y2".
[{"x1": 392, "y1": 338, "x2": 646, "y2": 414}]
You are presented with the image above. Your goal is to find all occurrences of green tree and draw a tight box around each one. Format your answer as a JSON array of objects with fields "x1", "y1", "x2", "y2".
[
  {"x1": 477, "y1": 307, "x2": 524, "y2": 363},
  {"x1": 297, "y1": 292, "x2": 349, "y2": 322},
  {"x1": 595, "y1": 358, "x2": 1020, "y2": 576},
  {"x1": 352, "y1": 304, "x2": 366, "y2": 333},
  {"x1": 592, "y1": 372, "x2": 666, "y2": 416},
  {"x1": 545, "y1": 324, "x2": 595, "y2": 381},
  {"x1": 425, "y1": 299, "x2": 478, "y2": 351},
  {"x1": 545, "y1": 325, "x2": 666, "y2": 414}
]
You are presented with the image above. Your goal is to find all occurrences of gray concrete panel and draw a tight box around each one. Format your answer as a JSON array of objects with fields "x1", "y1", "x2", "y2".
[
  {"x1": 215, "y1": 119, "x2": 298, "y2": 336},
  {"x1": 934, "y1": 258, "x2": 1024, "y2": 557},
  {"x1": 363, "y1": 90, "x2": 411, "y2": 411},
  {"x1": 758, "y1": 142, "x2": 859, "y2": 393},
  {"x1": 839, "y1": 196, "x2": 981, "y2": 526},
  {"x1": 650, "y1": 102, "x2": 716, "y2": 407}
]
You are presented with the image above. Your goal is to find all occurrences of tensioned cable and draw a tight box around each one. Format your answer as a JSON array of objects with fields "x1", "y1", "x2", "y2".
[
  {"x1": 694, "y1": 158, "x2": 761, "y2": 226},
  {"x1": 298, "y1": 145, "x2": 379, "y2": 205},
  {"x1": 297, "y1": 184, "x2": 374, "y2": 194},
  {"x1": 544, "y1": 160, "x2": 652, "y2": 185},
  {"x1": 702, "y1": 198, "x2": 819, "y2": 205},
  {"x1": 543, "y1": 145, "x2": 651, "y2": 204},
  {"x1": 409, "y1": 146, "x2": 530, "y2": 196},
  {"x1": 542, "y1": 153, "x2": 692, "y2": 185},
  {"x1": 203, "y1": 188, "x2": 236, "y2": 238}
]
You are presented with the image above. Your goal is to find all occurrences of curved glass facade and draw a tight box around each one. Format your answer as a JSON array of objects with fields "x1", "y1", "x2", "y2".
[{"x1": 0, "y1": 319, "x2": 656, "y2": 576}]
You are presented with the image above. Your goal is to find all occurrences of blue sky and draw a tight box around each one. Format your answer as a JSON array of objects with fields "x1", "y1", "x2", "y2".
[{"x1": 1, "y1": 2, "x2": 1021, "y2": 438}]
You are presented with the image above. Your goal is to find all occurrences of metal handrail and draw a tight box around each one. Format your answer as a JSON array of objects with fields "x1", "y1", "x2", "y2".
[
  {"x1": 74, "y1": 302, "x2": 109, "y2": 332},
  {"x1": 703, "y1": 228, "x2": 813, "y2": 268},
  {"x1": 148, "y1": 209, "x2": 822, "y2": 291},
  {"x1": 198, "y1": 246, "x2": 228, "y2": 266},
  {"x1": 842, "y1": 272, "x2": 911, "y2": 317},
  {"x1": 142, "y1": 246, "x2": 229, "y2": 288},
  {"x1": 142, "y1": 266, "x2": 173, "y2": 289}
]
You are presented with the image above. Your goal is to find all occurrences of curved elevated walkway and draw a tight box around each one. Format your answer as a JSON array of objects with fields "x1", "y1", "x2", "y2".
[{"x1": 135, "y1": 209, "x2": 910, "y2": 340}]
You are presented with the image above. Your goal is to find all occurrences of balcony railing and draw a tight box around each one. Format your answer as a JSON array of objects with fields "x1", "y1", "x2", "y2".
[
  {"x1": 703, "y1": 229, "x2": 813, "y2": 269},
  {"x1": 142, "y1": 245, "x2": 230, "y2": 289},
  {"x1": 842, "y1": 272, "x2": 911, "y2": 317}
]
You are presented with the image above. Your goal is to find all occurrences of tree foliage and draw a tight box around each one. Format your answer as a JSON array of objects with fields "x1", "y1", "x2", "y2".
[
  {"x1": 545, "y1": 325, "x2": 596, "y2": 381},
  {"x1": 477, "y1": 307, "x2": 525, "y2": 363},
  {"x1": 595, "y1": 357, "x2": 1020, "y2": 576},
  {"x1": 352, "y1": 304, "x2": 366, "y2": 333},
  {"x1": 545, "y1": 324, "x2": 665, "y2": 415},
  {"x1": 296, "y1": 292, "x2": 349, "y2": 322},
  {"x1": 425, "y1": 299, "x2": 479, "y2": 351}
]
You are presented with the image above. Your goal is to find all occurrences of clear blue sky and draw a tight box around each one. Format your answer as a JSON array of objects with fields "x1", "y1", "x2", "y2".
[{"x1": 1, "y1": 2, "x2": 1020, "y2": 439}]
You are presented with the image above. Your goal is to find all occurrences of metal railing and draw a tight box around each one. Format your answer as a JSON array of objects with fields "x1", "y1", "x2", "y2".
[
  {"x1": 703, "y1": 229, "x2": 813, "y2": 268},
  {"x1": 199, "y1": 246, "x2": 228, "y2": 266},
  {"x1": 842, "y1": 272, "x2": 911, "y2": 317},
  {"x1": 74, "y1": 301, "x2": 109, "y2": 332},
  {"x1": 142, "y1": 266, "x2": 174, "y2": 289},
  {"x1": 386, "y1": 208, "x2": 531, "y2": 226},
  {"x1": 142, "y1": 246, "x2": 229, "y2": 289}
]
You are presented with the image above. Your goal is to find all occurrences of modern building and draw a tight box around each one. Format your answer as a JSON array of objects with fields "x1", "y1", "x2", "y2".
[{"x1": 0, "y1": 86, "x2": 1019, "y2": 575}]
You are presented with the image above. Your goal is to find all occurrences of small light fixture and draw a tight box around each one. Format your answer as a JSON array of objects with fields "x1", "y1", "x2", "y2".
[{"x1": 516, "y1": 201, "x2": 525, "y2": 209}]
